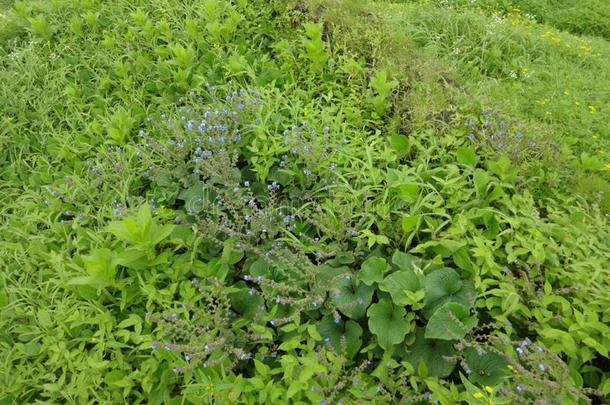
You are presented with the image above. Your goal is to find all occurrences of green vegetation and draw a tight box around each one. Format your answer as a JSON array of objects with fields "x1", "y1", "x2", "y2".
[{"x1": 0, "y1": 0, "x2": 608, "y2": 403}]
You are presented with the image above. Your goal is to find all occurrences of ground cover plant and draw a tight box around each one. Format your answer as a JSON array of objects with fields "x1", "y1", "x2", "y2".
[{"x1": 0, "y1": 0, "x2": 608, "y2": 404}]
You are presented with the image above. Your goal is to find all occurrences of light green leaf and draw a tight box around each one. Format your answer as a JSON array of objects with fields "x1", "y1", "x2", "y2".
[
  {"x1": 402, "y1": 215, "x2": 419, "y2": 232},
  {"x1": 367, "y1": 298, "x2": 413, "y2": 350},
  {"x1": 395, "y1": 183, "x2": 420, "y2": 203},
  {"x1": 456, "y1": 146, "x2": 479, "y2": 167},
  {"x1": 359, "y1": 256, "x2": 389, "y2": 286},
  {"x1": 151, "y1": 224, "x2": 175, "y2": 245},
  {"x1": 379, "y1": 270, "x2": 424, "y2": 306},
  {"x1": 389, "y1": 134, "x2": 409, "y2": 157}
]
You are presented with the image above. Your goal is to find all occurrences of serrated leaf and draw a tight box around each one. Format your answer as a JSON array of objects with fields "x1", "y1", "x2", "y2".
[
  {"x1": 456, "y1": 146, "x2": 479, "y2": 167},
  {"x1": 389, "y1": 134, "x2": 409, "y2": 157}
]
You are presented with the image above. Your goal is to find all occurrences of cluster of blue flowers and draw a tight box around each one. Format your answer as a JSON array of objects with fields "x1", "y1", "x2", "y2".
[{"x1": 465, "y1": 111, "x2": 526, "y2": 153}]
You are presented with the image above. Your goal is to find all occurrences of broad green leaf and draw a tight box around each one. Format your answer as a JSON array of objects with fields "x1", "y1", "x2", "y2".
[
  {"x1": 332, "y1": 277, "x2": 374, "y2": 319},
  {"x1": 230, "y1": 282, "x2": 264, "y2": 319},
  {"x1": 180, "y1": 181, "x2": 219, "y2": 213},
  {"x1": 379, "y1": 270, "x2": 424, "y2": 306},
  {"x1": 456, "y1": 146, "x2": 479, "y2": 167},
  {"x1": 367, "y1": 298, "x2": 413, "y2": 350},
  {"x1": 539, "y1": 328, "x2": 578, "y2": 356},
  {"x1": 67, "y1": 276, "x2": 110, "y2": 288},
  {"x1": 463, "y1": 347, "x2": 508, "y2": 386},
  {"x1": 401, "y1": 215, "x2": 419, "y2": 232},
  {"x1": 107, "y1": 219, "x2": 139, "y2": 243},
  {"x1": 423, "y1": 268, "x2": 476, "y2": 318},
  {"x1": 403, "y1": 328, "x2": 457, "y2": 378},
  {"x1": 114, "y1": 248, "x2": 148, "y2": 270},
  {"x1": 395, "y1": 183, "x2": 420, "y2": 203},
  {"x1": 316, "y1": 265, "x2": 351, "y2": 289},
  {"x1": 151, "y1": 224, "x2": 175, "y2": 246},
  {"x1": 425, "y1": 302, "x2": 477, "y2": 340},
  {"x1": 221, "y1": 239, "x2": 244, "y2": 265},
  {"x1": 358, "y1": 256, "x2": 389, "y2": 285},
  {"x1": 82, "y1": 248, "x2": 118, "y2": 281},
  {"x1": 316, "y1": 316, "x2": 363, "y2": 359},
  {"x1": 391, "y1": 251, "x2": 422, "y2": 272},
  {"x1": 473, "y1": 169, "x2": 491, "y2": 195},
  {"x1": 136, "y1": 202, "x2": 153, "y2": 236},
  {"x1": 389, "y1": 134, "x2": 409, "y2": 157}
]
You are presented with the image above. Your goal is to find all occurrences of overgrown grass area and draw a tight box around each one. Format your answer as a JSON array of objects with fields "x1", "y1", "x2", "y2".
[{"x1": 0, "y1": 0, "x2": 608, "y2": 404}]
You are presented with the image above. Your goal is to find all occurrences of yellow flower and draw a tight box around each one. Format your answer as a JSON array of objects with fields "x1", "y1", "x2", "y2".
[
  {"x1": 589, "y1": 106, "x2": 597, "y2": 113},
  {"x1": 473, "y1": 392, "x2": 483, "y2": 399},
  {"x1": 485, "y1": 386, "x2": 494, "y2": 393},
  {"x1": 606, "y1": 163, "x2": 610, "y2": 171}
]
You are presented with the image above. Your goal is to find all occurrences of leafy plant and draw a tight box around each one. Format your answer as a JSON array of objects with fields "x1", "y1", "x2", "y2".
[{"x1": 367, "y1": 298, "x2": 414, "y2": 350}]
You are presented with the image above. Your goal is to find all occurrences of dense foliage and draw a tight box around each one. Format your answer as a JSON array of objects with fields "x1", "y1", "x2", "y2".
[{"x1": 1, "y1": 0, "x2": 608, "y2": 404}]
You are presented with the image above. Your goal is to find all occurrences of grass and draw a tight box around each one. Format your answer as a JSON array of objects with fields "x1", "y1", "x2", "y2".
[{"x1": 0, "y1": 0, "x2": 609, "y2": 403}]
